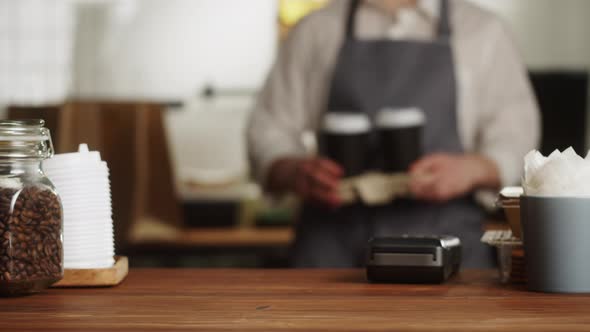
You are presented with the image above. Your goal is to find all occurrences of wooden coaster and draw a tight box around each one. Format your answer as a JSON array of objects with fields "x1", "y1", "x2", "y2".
[{"x1": 52, "y1": 256, "x2": 128, "y2": 288}]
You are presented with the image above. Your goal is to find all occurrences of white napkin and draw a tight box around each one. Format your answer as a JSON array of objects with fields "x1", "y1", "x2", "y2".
[
  {"x1": 339, "y1": 172, "x2": 410, "y2": 205},
  {"x1": 523, "y1": 147, "x2": 590, "y2": 196}
]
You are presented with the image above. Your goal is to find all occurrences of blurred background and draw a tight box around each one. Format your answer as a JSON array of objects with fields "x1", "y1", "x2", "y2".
[{"x1": 0, "y1": 0, "x2": 588, "y2": 267}]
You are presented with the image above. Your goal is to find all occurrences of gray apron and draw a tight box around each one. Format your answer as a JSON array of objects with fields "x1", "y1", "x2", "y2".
[{"x1": 292, "y1": 0, "x2": 494, "y2": 268}]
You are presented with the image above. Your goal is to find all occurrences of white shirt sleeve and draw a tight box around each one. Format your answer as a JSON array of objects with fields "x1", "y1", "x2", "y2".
[
  {"x1": 475, "y1": 20, "x2": 541, "y2": 187},
  {"x1": 246, "y1": 20, "x2": 315, "y2": 185}
]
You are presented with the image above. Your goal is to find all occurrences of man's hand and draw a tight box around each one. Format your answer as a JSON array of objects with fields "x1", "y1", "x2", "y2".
[
  {"x1": 267, "y1": 157, "x2": 344, "y2": 207},
  {"x1": 408, "y1": 153, "x2": 500, "y2": 202}
]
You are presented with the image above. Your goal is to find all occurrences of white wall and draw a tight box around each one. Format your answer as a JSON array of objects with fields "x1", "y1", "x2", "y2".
[
  {"x1": 72, "y1": 0, "x2": 277, "y2": 100},
  {"x1": 468, "y1": 0, "x2": 590, "y2": 70},
  {"x1": 0, "y1": 0, "x2": 74, "y2": 106},
  {"x1": 4, "y1": 0, "x2": 589, "y2": 103},
  {"x1": 71, "y1": 0, "x2": 590, "y2": 100}
]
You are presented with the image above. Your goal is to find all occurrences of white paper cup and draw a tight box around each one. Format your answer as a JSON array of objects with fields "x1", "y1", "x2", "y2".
[{"x1": 321, "y1": 112, "x2": 372, "y2": 177}]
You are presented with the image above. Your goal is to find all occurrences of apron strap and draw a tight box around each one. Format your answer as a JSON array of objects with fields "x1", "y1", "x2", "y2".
[
  {"x1": 344, "y1": 0, "x2": 362, "y2": 39},
  {"x1": 438, "y1": 0, "x2": 452, "y2": 38},
  {"x1": 345, "y1": 0, "x2": 452, "y2": 39}
]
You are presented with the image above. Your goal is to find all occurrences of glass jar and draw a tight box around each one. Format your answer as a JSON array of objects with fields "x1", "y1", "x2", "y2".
[{"x1": 0, "y1": 120, "x2": 63, "y2": 296}]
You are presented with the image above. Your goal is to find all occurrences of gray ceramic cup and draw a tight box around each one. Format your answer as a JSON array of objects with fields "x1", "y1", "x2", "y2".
[{"x1": 521, "y1": 196, "x2": 590, "y2": 293}]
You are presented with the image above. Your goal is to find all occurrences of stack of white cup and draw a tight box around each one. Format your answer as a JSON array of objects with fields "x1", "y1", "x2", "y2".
[{"x1": 44, "y1": 144, "x2": 115, "y2": 269}]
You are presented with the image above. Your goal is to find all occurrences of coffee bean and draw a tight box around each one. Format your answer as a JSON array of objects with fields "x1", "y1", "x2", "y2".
[{"x1": 0, "y1": 186, "x2": 62, "y2": 295}]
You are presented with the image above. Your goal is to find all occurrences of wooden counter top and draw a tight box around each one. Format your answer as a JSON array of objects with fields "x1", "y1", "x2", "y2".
[{"x1": 1, "y1": 269, "x2": 590, "y2": 331}]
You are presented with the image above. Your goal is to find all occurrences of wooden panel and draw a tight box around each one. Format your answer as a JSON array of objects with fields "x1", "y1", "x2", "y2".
[{"x1": 1, "y1": 269, "x2": 590, "y2": 331}]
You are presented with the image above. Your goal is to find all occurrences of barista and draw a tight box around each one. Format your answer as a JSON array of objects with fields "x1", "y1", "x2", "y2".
[{"x1": 247, "y1": 0, "x2": 540, "y2": 267}]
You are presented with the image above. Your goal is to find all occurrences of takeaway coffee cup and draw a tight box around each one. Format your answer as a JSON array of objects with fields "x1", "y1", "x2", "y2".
[
  {"x1": 376, "y1": 107, "x2": 425, "y2": 172},
  {"x1": 521, "y1": 196, "x2": 590, "y2": 293},
  {"x1": 320, "y1": 112, "x2": 371, "y2": 177}
]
